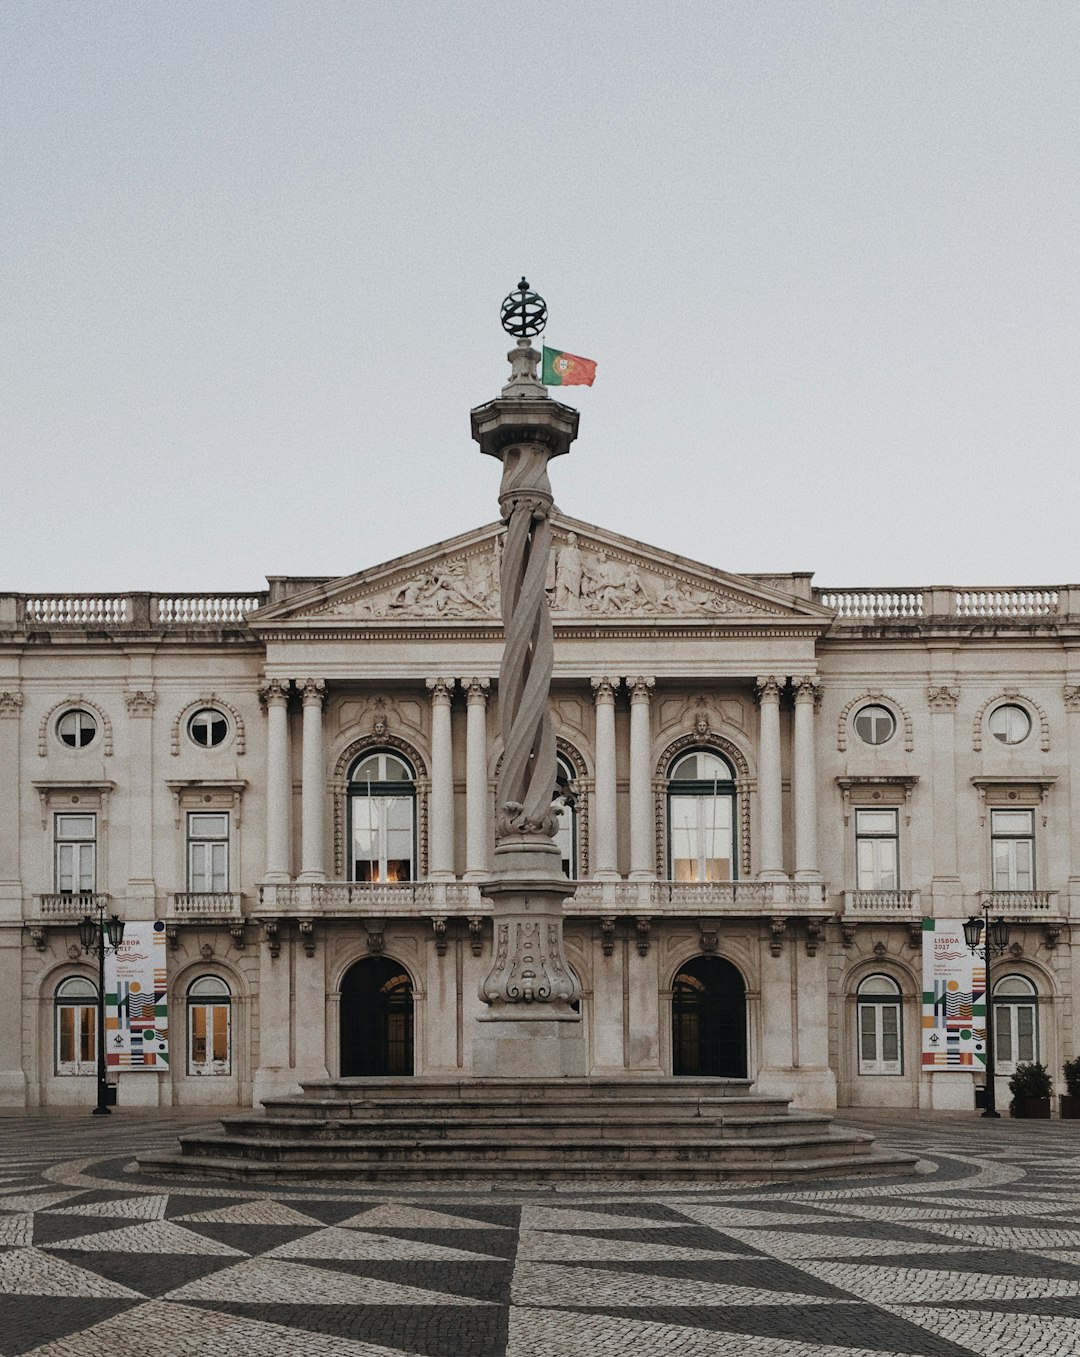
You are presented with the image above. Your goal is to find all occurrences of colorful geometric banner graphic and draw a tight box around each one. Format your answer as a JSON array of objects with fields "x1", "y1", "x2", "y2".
[
  {"x1": 921, "y1": 918, "x2": 986, "y2": 1069},
  {"x1": 104, "y1": 920, "x2": 169, "y2": 1070}
]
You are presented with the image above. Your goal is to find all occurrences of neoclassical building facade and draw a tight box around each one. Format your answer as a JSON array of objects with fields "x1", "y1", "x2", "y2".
[{"x1": 1, "y1": 515, "x2": 1076, "y2": 1112}]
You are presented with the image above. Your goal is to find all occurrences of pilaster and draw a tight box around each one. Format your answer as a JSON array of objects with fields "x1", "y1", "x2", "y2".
[
  {"x1": 260, "y1": 679, "x2": 293, "y2": 883},
  {"x1": 297, "y1": 678, "x2": 327, "y2": 883},
  {"x1": 755, "y1": 676, "x2": 785, "y2": 880},
  {"x1": 426, "y1": 677, "x2": 456, "y2": 880},
  {"x1": 627, "y1": 676, "x2": 655, "y2": 880},
  {"x1": 591, "y1": 676, "x2": 620, "y2": 880},
  {"x1": 462, "y1": 678, "x2": 491, "y2": 880}
]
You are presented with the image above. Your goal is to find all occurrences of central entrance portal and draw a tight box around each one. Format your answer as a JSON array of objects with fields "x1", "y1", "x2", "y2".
[
  {"x1": 339, "y1": 958, "x2": 414, "y2": 1076},
  {"x1": 672, "y1": 955, "x2": 747, "y2": 1077}
]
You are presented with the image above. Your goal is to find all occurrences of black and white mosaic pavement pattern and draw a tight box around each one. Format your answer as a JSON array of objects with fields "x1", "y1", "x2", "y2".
[{"x1": 0, "y1": 1108, "x2": 1077, "y2": 1354}]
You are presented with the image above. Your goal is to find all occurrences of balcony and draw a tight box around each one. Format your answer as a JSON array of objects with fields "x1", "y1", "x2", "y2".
[
  {"x1": 34, "y1": 892, "x2": 111, "y2": 920},
  {"x1": 170, "y1": 892, "x2": 244, "y2": 922},
  {"x1": 978, "y1": 890, "x2": 1062, "y2": 919},
  {"x1": 257, "y1": 878, "x2": 829, "y2": 919},
  {"x1": 841, "y1": 889, "x2": 922, "y2": 919}
]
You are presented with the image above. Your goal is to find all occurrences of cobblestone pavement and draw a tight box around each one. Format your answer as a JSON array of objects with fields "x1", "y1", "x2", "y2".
[{"x1": 0, "y1": 1107, "x2": 1077, "y2": 1354}]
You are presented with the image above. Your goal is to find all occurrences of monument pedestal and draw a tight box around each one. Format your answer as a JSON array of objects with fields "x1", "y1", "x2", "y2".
[{"x1": 475, "y1": 836, "x2": 586, "y2": 1077}]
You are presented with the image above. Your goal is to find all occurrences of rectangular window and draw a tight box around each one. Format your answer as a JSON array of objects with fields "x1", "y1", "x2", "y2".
[
  {"x1": 189, "y1": 1003, "x2": 231, "y2": 1074},
  {"x1": 858, "y1": 1001, "x2": 902, "y2": 1074},
  {"x1": 855, "y1": 809, "x2": 899, "y2": 890},
  {"x1": 990, "y1": 809, "x2": 1034, "y2": 890},
  {"x1": 57, "y1": 1003, "x2": 96, "y2": 1074},
  {"x1": 55, "y1": 814, "x2": 96, "y2": 893},
  {"x1": 670, "y1": 796, "x2": 733, "y2": 882},
  {"x1": 994, "y1": 1002, "x2": 1036, "y2": 1072},
  {"x1": 187, "y1": 813, "x2": 229, "y2": 893}
]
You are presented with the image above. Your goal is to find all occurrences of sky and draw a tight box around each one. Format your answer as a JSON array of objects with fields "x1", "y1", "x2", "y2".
[{"x1": 2, "y1": 2, "x2": 1078, "y2": 594}]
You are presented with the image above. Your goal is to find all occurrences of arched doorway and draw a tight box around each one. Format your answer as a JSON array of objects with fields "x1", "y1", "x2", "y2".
[
  {"x1": 339, "y1": 958, "x2": 414, "y2": 1076},
  {"x1": 672, "y1": 955, "x2": 747, "y2": 1077}
]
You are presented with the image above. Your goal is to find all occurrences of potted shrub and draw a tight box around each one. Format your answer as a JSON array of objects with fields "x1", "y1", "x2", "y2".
[
  {"x1": 1008, "y1": 1061, "x2": 1052, "y2": 1119},
  {"x1": 1061, "y1": 1058, "x2": 1080, "y2": 1119}
]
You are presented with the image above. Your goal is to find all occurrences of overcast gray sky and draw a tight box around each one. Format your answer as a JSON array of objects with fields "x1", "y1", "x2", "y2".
[{"x1": 2, "y1": 2, "x2": 1077, "y2": 594}]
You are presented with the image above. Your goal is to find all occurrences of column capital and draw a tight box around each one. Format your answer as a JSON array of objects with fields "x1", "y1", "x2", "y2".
[
  {"x1": 927, "y1": 684, "x2": 960, "y2": 711},
  {"x1": 627, "y1": 676, "x2": 655, "y2": 703},
  {"x1": 298, "y1": 677, "x2": 327, "y2": 708},
  {"x1": 591, "y1": 676, "x2": 620, "y2": 704},
  {"x1": 462, "y1": 677, "x2": 491, "y2": 705},
  {"x1": 791, "y1": 675, "x2": 821, "y2": 705},
  {"x1": 124, "y1": 689, "x2": 157, "y2": 717},
  {"x1": 426, "y1": 676, "x2": 456, "y2": 705},
  {"x1": 755, "y1": 675, "x2": 783, "y2": 703},
  {"x1": 259, "y1": 678, "x2": 291, "y2": 709},
  {"x1": 1066, "y1": 684, "x2": 1080, "y2": 713}
]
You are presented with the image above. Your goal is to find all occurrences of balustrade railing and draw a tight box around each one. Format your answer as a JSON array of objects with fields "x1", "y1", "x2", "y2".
[
  {"x1": 36, "y1": 892, "x2": 110, "y2": 918},
  {"x1": 818, "y1": 589, "x2": 924, "y2": 620},
  {"x1": 978, "y1": 889, "x2": 1059, "y2": 915},
  {"x1": 171, "y1": 892, "x2": 244, "y2": 918},
  {"x1": 842, "y1": 889, "x2": 922, "y2": 916},
  {"x1": 818, "y1": 585, "x2": 1064, "y2": 622},
  {"x1": 16, "y1": 593, "x2": 267, "y2": 629}
]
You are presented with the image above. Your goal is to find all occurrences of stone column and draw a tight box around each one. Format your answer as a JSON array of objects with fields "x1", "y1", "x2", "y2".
[
  {"x1": 755, "y1": 676, "x2": 786, "y2": 880},
  {"x1": 792, "y1": 676, "x2": 821, "y2": 881},
  {"x1": 463, "y1": 678, "x2": 491, "y2": 880},
  {"x1": 591, "y1": 676, "x2": 620, "y2": 880},
  {"x1": 628, "y1": 676, "x2": 655, "y2": 880},
  {"x1": 298, "y1": 679, "x2": 327, "y2": 882},
  {"x1": 261, "y1": 679, "x2": 292, "y2": 882},
  {"x1": 427, "y1": 677, "x2": 456, "y2": 880}
]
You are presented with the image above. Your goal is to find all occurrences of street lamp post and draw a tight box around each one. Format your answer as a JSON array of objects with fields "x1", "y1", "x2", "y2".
[
  {"x1": 963, "y1": 905, "x2": 1012, "y2": 1119},
  {"x1": 78, "y1": 905, "x2": 125, "y2": 1116}
]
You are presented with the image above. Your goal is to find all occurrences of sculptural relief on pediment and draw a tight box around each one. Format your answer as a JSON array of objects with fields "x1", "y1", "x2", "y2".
[{"x1": 310, "y1": 528, "x2": 783, "y2": 622}]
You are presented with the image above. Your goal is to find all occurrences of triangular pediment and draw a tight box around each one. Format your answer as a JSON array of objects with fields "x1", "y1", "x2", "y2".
[{"x1": 249, "y1": 516, "x2": 830, "y2": 629}]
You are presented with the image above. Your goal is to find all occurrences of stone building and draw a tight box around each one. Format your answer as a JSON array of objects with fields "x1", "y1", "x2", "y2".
[{"x1": 0, "y1": 516, "x2": 1076, "y2": 1113}]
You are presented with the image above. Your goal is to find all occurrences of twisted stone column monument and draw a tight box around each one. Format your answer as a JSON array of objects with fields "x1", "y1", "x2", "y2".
[{"x1": 470, "y1": 281, "x2": 585, "y2": 1076}]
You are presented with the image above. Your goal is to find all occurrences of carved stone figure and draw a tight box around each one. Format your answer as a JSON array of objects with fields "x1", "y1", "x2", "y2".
[{"x1": 554, "y1": 532, "x2": 584, "y2": 609}]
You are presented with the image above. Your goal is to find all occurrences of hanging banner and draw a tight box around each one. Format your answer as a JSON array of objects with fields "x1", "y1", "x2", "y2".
[
  {"x1": 105, "y1": 920, "x2": 170, "y2": 1070},
  {"x1": 921, "y1": 918, "x2": 985, "y2": 1069}
]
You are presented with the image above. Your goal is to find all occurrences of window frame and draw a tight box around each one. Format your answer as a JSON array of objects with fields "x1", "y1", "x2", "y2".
[
  {"x1": 854, "y1": 807, "x2": 900, "y2": 891},
  {"x1": 186, "y1": 811, "x2": 230, "y2": 894},
  {"x1": 186, "y1": 974, "x2": 233, "y2": 1075},
  {"x1": 56, "y1": 708, "x2": 98, "y2": 749},
  {"x1": 666, "y1": 750, "x2": 738, "y2": 883},
  {"x1": 348, "y1": 751, "x2": 418, "y2": 884},
  {"x1": 988, "y1": 703, "x2": 1032, "y2": 747},
  {"x1": 187, "y1": 707, "x2": 230, "y2": 749},
  {"x1": 856, "y1": 973, "x2": 903, "y2": 1076},
  {"x1": 991, "y1": 973, "x2": 1038, "y2": 1075},
  {"x1": 55, "y1": 976, "x2": 98, "y2": 1075},
  {"x1": 990, "y1": 807, "x2": 1035, "y2": 891},
  {"x1": 54, "y1": 812, "x2": 96, "y2": 894},
  {"x1": 853, "y1": 704, "x2": 896, "y2": 746},
  {"x1": 554, "y1": 753, "x2": 579, "y2": 879}
]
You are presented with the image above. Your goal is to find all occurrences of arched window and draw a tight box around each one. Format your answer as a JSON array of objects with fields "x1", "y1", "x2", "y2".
[
  {"x1": 348, "y1": 751, "x2": 417, "y2": 883},
  {"x1": 55, "y1": 976, "x2": 97, "y2": 1075},
  {"x1": 993, "y1": 974, "x2": 1037, "y2": 1073},
  {"x1": 857, "y1": 974, "x2": 902, "y2": 1075},
  {"x1": 667, "y1": 750, "x2": 737, "y2": 882},
  {"x1": 554, "y1": 754, "x2": 579, "y2": 878},
  {"x1": 187, "y1": 975, "x2": 232, "y2": 1075}
]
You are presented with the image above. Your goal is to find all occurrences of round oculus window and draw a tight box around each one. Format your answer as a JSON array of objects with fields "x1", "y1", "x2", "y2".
[
  {"x1": 988, "y1": 703, "x2": 1031, "y2": 746},
  {"x1": 188, "y1": 708, "x2": 229, "y2": 748},
  {"x1": 56, "y1": 709, "x2": 97, "y2": 748},
  {"x1": 853, "y1": 704, "x2": 895, "y2": 746}
]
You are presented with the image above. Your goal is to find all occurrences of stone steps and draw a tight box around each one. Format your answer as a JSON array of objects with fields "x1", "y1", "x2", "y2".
[{"x1": 137, "y1": 1075, "x2": 919, "y2": 1184}]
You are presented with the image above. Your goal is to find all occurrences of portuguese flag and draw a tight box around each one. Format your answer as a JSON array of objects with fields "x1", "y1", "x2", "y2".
[{"x1": 542, "y1": 346, "x2": 597, "y2": 387}]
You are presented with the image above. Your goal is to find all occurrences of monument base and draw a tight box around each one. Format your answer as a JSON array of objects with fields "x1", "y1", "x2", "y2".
[{"x1": 473, "y1": 1007, "x2": 586, "y2": 1078}]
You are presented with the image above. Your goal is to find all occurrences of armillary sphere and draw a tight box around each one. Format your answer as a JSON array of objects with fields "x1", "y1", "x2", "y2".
[{"x1": 500, "y1": 278, "x2": 547, "y2": 336}]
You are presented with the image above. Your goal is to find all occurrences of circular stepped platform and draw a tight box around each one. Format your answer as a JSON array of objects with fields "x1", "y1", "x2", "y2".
[{"x1": 138, "y1": 1077, "x2": 919, "y2": 1183}]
